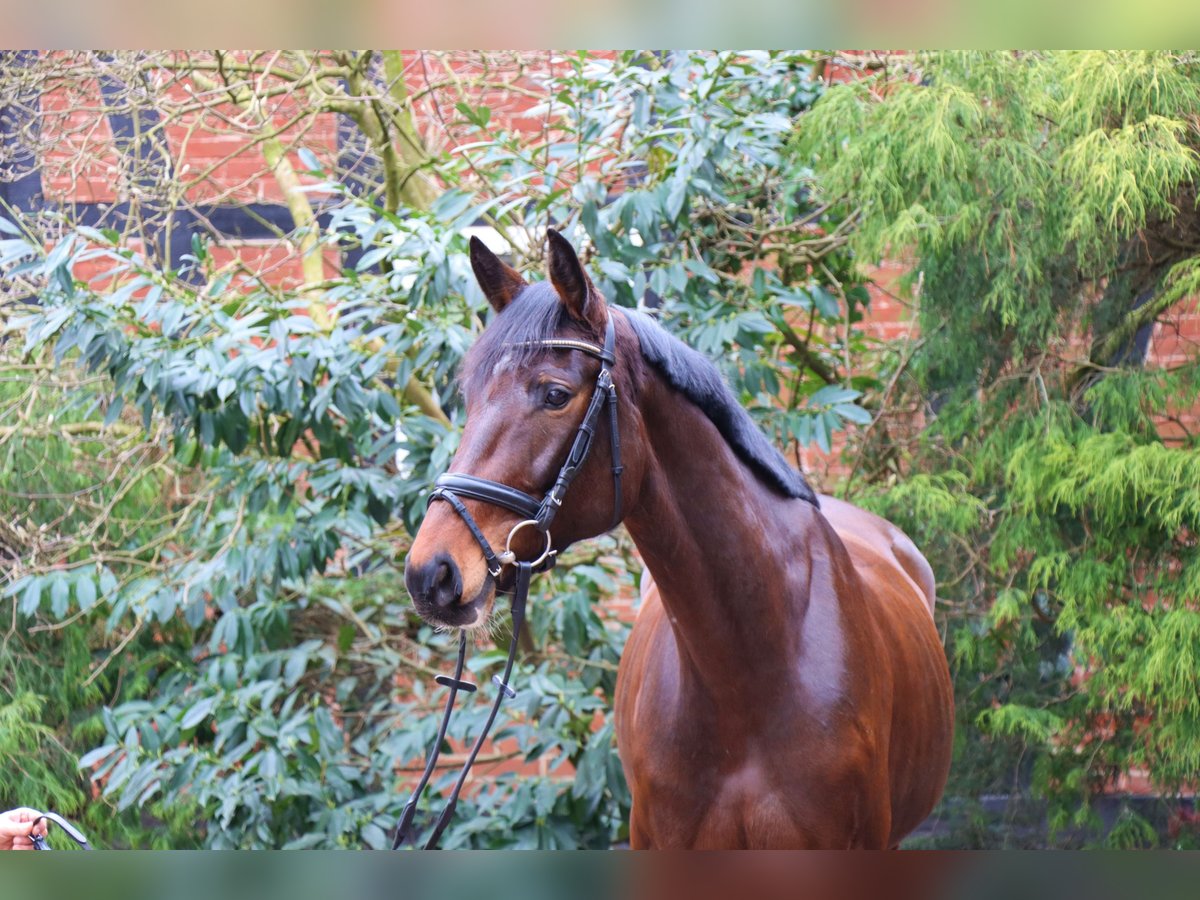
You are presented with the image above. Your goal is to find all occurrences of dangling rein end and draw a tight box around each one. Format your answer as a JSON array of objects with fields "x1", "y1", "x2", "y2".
[{"x1": 391, "y1": 563, "x2": 533, "y2": 850}]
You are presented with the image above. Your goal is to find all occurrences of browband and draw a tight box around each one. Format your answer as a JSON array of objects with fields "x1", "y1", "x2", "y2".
[
  {"x1": 510, "y1": 337, "x2": 612, "y2": 363},
  {"x1": 430, "y1": 313, "x2": 622, "y2": 541}
]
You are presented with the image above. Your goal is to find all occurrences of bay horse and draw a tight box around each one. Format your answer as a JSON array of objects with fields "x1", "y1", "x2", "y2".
[{"x1": 404, "y1": 230, "x2": 954, "y2": 849}]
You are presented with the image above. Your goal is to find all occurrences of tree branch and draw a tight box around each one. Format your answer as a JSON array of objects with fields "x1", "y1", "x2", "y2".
[
  {"x1": 1068, "y1": 286, "x2": 1182, "y2": 395},
  {"x1": 775, "y1": 317, "x2": 843, "y2": 388}
]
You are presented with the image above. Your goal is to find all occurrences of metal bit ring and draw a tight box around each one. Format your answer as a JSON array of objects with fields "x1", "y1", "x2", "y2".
[{"x1": 498, "y1": 519, "x2": 553, "y2": 569}]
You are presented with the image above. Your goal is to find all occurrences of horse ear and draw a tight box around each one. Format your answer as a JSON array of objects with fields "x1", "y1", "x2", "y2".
[
  {"x1": 546, "y1": 229, "x2": 605, "y2": 330},
  {"x1": 469, "y1": 236, "x2": 526, "y2": 313}
]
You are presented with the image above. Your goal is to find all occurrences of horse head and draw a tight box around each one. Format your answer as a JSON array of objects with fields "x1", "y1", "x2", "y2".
[{"x1": 404, "y1": 231, "x2": 641, "y2": 629}]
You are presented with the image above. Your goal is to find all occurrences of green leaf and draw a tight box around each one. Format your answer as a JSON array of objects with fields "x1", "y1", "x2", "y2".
[
  {"x1": 665, "y1": 177, "x2": 688, "y2": 222},
  {"x1": 49, "y1": 576, "x2": 70, "y2": 618},
  {"x1": 430, "y1": 190, "x2": 474, "y2": 223},
  {"x1": 809, "y1": 385, "x2": 860, "y2": 407},
  {"x1": 453, "y1": 102, "x2": 491, "y2": 129},
  {"x1": 283, "y1": 651, "x2": 308, "y2": 687},
  {"x1": 810, "y1": 286, "x2": 839, "y2": 317},
  {"x1": 833, "y1": 402, "x2": 872, "y2": 425},
  {"x1": 361, "y1": 823, "x2": 388, "y2": 849},
  {"x1": 78, "y1": 744, "x2": 119, "y2": 769},
  {"x1": 813, "y1": 414, "x2": 831, "y2": 454},
  {"x1": 76, "y1": 574, "x2": 98, "y2": 610},
  {"x1": 99, "y1": 567, "x2": 119, "y2": 597},
  {"x1": 102, "y1": 395, "x2": 126, "y2": 427},
  {"x1": 181, "y1": 696, "x2": 218, "y2": 730},
  {"x1": 18, "y1": 576, "x2": 42, "y2": 616},
  {"x1": 297, "y1": 147, "x2": 322, "y2": 173},
  {"x1": 355, "y1": 246, "x2": 391, "y2": 272}
]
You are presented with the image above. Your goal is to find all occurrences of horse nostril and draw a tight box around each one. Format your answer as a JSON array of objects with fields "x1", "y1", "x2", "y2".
[
  {"x1": 431, "y1": 558, "x2": 462, "y2": 609},
  {"x1": 405, "y1": 552, "x2": 465, "y2": 613}
]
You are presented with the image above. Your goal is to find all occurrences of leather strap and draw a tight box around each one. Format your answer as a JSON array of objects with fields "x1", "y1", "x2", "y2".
[
  {"x1": 606, "y1": 375, "x2": 624, "y2": 529},
  {"x1": 435, "y1": 315, "x2": 621, "y2": 538},
  {"x1": 390, "y1": 633, "x2": 471, "y2": 849},
  {"x1": 427, "y1": 488, "x2": 506, "y2": 576},
  {"x1": 433, "y1": 473, "x2": 541, "y2": 522},
  {"x1": 29, "y1": 812, "x2": 91, "y2": 850},
  {"x1": 534, "y1": 366, "x2": 614, "y2": 531},
  {"x1": 391, "y1": 563, "x2": 532, "y2": 850}
]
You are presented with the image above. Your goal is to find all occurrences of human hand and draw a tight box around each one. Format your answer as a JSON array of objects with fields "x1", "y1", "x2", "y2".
[{"x1": 0, "y1": 807, "x2": 48, "y2": 850}]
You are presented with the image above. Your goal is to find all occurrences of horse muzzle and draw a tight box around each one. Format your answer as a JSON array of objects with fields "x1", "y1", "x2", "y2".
[{"x1": 405, "y1": 552, "x2": 490, "y2": 627}]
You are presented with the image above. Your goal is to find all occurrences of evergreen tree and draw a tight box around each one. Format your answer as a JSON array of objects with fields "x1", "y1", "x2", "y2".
[{"x1": 803, "y1": 51, "x2": 1200, "y2": 846}]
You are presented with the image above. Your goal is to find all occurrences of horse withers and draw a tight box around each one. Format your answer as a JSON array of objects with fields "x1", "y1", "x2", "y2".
[{"x1": 404, "y1": 230, "x2": 954, "y2": 849}]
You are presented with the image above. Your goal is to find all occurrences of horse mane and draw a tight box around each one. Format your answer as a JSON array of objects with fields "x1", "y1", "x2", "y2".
[
  {"x1": 462, "y1": 284, "x2": 819, "y2": 507},
  {"x1": 622, "y1": 309, "x2": 819, "y2": 507}
]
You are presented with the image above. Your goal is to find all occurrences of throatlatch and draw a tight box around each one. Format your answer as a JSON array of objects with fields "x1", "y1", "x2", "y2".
[{"x1": 392, "y1": 314, "x2": 622, "y2": 850}]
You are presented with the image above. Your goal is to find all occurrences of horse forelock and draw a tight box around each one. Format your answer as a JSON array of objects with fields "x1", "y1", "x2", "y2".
[
  {"x1": 460, "y1": 282, "x2": 599, "y2": 400},
  {"x1": 459, "y1": 282, "x2": 817, "y2": 506}
]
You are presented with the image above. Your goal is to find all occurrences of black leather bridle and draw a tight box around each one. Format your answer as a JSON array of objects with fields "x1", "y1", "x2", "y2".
[{"x1": 391, "y1": 313, "x2": 623, "y2": 850}]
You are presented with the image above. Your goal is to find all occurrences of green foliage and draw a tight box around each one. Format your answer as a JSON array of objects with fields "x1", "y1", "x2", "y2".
[
  {"x1": 0, "y1": 349, "x2": 198, "y2": 847},
  {"x1": 802, "y1": 51, "x2": 1200, "y2": 389},
  {"x1": 808, "y1": 51, "x2": 1200, "y2": 845},
  {"x1": 3, "y1": 208, "x2": 638, "y2": 847},
  {"x1": 0, "y1": 693, "x2": 84, "y2": 815},
  {"x1": 11, "y1": 47, "x2": 1200, "y2": 851},
  {"x1": 447, "y1": 50, "x2": 875, "y2": 441}
]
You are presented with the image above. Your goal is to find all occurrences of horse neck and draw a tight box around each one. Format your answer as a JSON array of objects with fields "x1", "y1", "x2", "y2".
[{"x1": 622, "y1": 375, "x2": 834, "y2": 710}]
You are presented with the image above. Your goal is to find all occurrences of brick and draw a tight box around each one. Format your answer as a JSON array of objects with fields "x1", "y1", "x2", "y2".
[{"x1": 204, "y1": 241, "x2": 339, "y2": 289}]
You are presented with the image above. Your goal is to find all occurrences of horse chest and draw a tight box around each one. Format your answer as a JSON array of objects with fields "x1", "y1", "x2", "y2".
[
  {"x1": 628, "y1": 731, "x2": 861, "y2": 848},
  {"x1": 618, "y1": 618, "x2": 888, "y2": 848}
]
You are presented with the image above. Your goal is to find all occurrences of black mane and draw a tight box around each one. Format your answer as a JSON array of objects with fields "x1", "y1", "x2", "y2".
[
  {"x1": 623, "y1": 309, "x2": 819, "y2": 506},
  {"x1": 463, "y1": 284, "x2": 819, "y2": 507}
]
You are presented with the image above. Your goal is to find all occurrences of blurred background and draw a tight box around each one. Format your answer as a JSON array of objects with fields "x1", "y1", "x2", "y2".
[{"x1": 1, "y1": 50, "x2": 1198, "y2": 848}]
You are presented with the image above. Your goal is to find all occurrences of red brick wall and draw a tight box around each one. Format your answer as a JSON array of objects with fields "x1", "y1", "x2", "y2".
[{"x1": 46, "y1": 49, "x2": 1200, "y2": 542}]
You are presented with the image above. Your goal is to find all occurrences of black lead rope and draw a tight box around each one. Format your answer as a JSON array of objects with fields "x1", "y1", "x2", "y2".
[
  {"x1": 420, "y1": 563, "x2": 531, "y2": 850},
  {"x1": 391, "y1": 313, "x2": 621, "y2": 851},
  {"x1": 389, "y1": 631, "x2": 473, "y2": 847},
  {"x1": 391, "y1": 563, "x2": 532, "y2": 850}
]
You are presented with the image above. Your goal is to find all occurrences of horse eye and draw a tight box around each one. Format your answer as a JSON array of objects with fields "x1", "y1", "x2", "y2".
[{"x1": 544, "y1": 386, "x2": 571, "y2": 409}]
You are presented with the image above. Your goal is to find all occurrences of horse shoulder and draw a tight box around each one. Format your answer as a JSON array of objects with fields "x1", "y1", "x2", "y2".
[
  {"x1": 614, "y1": 578, "x2": 681, "y2": 769},
  {"x1": 812, "y1": 495, "x2": 953, "y2": 843}
]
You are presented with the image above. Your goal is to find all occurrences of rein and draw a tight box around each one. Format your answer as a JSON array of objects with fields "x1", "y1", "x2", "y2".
[{"x1": 391, "y1": 314, "x2": 622, "y2": 850}]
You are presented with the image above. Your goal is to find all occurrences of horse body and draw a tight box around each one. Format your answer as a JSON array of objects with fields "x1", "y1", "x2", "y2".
[
  {"x1": 613, "y1": 372, "x2": 953, "y2": 849},
  {"x1": 405, "y1": 231, "x2": 954, "y2": 849}
]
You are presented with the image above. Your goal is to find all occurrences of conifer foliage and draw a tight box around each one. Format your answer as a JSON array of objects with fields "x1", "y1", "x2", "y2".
[
  {"x1": 5, "y1": 49, "x2": 1198, "y2": 849},
  {"x1": 804, "y1": 51, "x2": 1200, "y2": 845}
]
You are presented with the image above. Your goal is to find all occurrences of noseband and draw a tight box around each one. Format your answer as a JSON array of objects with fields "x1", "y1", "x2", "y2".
[{"x1": 392, "y1": 313, "x2": 623, "y2": 850}]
